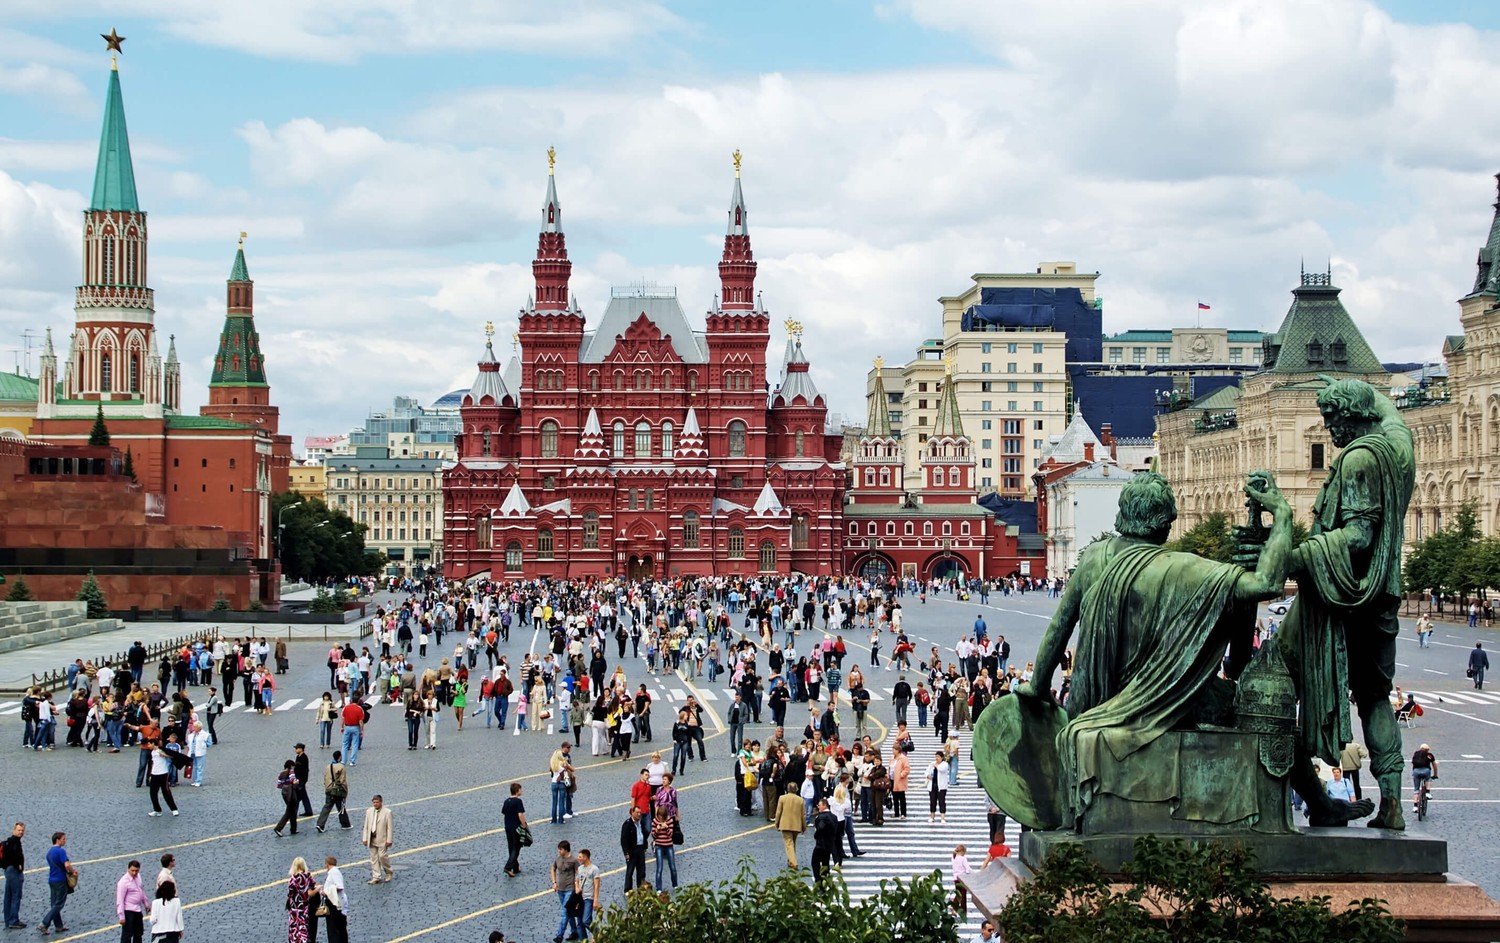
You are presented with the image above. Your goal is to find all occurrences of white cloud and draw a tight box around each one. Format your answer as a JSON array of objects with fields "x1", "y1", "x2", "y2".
[{"x1": 6, "y1": 0, "x2": 1500, "y2": 450}]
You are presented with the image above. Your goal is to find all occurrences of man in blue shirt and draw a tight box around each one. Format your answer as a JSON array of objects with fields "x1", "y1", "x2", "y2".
[
  {"x1": 973, "y1": 615, "x2": 987, "y2": 644},
  {"x1": 40, "y1": 832, "x2": 74, "y2": 934}
]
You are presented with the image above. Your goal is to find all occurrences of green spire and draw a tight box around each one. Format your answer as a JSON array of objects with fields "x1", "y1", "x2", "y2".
[
  {"x1": 866, "y1": 359, "x2": 892, "y2": 437},
  {"x1": 90, "y1": 67, "x2": 139, "y2": 213},
  {"x1": 932, "y1": 362, "x2": 965, "y2": 438},
  {"x1": 211, "y1": 247, "x2": 267, "y2": 387},
  {"x1": 1470, "y1": 173, "x2": 1500, "y2": 298},
  {"x1": 229, "y1": 245, "x2": 250, "y2": 282}
]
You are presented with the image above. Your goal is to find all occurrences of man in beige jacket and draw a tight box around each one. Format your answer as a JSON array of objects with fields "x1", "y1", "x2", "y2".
[
  {"x1": 362, "y1": 794, "x2": 395, "y2": 884},
  {"x1": 773, "y1": 783, "x2": 806, "y2": 869},
  {"x1": 1339, "y1": 741, "x2": 1370, "y2": 802}
]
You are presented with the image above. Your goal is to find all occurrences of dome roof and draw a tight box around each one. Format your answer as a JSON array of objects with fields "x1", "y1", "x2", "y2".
[{"x1": 432, "y1": 389, "x2": 469, "y2": 409}]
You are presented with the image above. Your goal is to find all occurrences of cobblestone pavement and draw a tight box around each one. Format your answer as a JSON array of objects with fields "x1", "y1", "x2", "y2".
[{"x1": 2, "y1": 587, "x2": 1499, "y2": 942}]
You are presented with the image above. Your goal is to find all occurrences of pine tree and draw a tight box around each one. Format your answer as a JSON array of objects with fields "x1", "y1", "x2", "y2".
[
  {"x1": 5, "y1": 575, "x2": 33, "y2": 602},
  {"x1": 75, "y1": 570, "x2": 109, "y2": 618},
  {"x1": 122, "y1": 447, "x2": 136, "y2": 482},
  {"x1": 88, "y1": 405, "x2": 110, "y2": 447}
]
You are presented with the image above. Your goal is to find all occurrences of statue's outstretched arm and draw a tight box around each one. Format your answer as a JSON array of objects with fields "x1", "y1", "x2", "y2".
[
  {"x1": 1236, "y1": 474, "x2": 1294, "y2": 603},
  {"x1": 1023, "y1": 550, "x2": 1092, "y2": 697}
]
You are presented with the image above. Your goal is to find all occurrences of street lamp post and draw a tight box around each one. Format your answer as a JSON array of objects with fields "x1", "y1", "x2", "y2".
[{"x1": 276, "y1": 499, "x2": 303, "y2": 568}]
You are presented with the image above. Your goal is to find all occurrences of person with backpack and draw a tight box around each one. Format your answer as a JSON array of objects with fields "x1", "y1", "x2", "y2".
[{"x1": 315, "y1": 750, "x2": 351, "y2": 833}]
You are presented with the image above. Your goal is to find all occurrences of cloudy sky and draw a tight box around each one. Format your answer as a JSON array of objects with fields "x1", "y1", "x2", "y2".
[{"x1": 3, "y1": 0, "x2": 1500, "y2": 451}]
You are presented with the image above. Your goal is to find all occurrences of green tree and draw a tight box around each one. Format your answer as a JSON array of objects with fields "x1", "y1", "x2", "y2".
[
  {"x1": 592, "y1": 861, "x2": 958, "y2": 943},
  {"x1": 1166, "y1": 513, "x2": 1233, "y2": 563},
  {"x1": 75, "y1": 571, "x2": 109, "y2": 618},
  {"x1": 998, "y1": 836, "x2": 1403, "y2": 943},
  {"x1": 1405, "y1": 499, "x2": 1482, "y2": 599},
  {"x1": 88, "y1": 405, "x2": 110, "y2": 446},
  {"x1": 121, "y1": 447, "x2": 136, "y2": 483},
  {"x1": 5, "y1": 575, "x2": 33, "y2": 602},
  {"x1": 210, "y1": 593, "x2": 231, "y2": 612},
  {"x1": 272, "y1": 492, "x2": 376, "y2": 582}
]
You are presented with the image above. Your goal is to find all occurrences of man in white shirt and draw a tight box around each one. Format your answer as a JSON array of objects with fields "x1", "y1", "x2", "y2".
[
  {"x1": 972, "y1": 920, "x2": 997, "y2": 942},
  {"x1": 320, "y1": 855, "x2": 348, "y2": 943}
]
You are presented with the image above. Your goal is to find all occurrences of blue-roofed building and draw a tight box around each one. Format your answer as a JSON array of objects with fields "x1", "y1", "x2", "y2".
[{"x1": 346, "y1": 394, "x2": 462, "y2": 458}]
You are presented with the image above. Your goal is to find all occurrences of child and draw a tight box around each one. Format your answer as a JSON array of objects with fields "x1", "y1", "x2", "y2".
[
  {"x1": 516, "y1": 690, "x2": 529, "y2": 732},
  {"x1": 419, "y1": 630, "x2": 429, "y2": 658},
  {"x1": 951, "y1": 844, "x2": 972, "y2": 918}
]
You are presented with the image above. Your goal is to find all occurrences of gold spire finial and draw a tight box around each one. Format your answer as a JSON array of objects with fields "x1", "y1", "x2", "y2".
[
  {"x1": 547, "y1": 146, "x2": 556, "y2": 176},
  {"x1": 512, "y1": 330, "x2": 520, "y2": 353},
  {"x1": 874, "y1": 355, "x2": 884, "y2": 370},
  {"x1": 733, "y1": 149, "x2": 742, "y2": 178},
  {"x1": 238, "y1": 231, "x2": 247, "y2": 249},
  {"x1": 942, "y1": 353, "x2": 954, "y2": 376},
  {"x1": 102, "y1": 28, "x2": 125, "y2": 70},
  {"x1": 785, "y1": 319, "x2": 803, "y2": 338},
  {"x1": 484, "y1": 320, "x2": 495, "y2": 338}
]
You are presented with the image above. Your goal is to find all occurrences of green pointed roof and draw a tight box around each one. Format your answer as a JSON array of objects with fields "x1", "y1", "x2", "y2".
[
  {"x1": 1263, "y1": 271, "x2": 1385, "y2": 376},
  {"x1": 932, "y1": 369, "x2": 965, "y2": 437},
  {"x1": 90, "y1": 67, "x2": 139, "y2": 213},
  {"x1": 865, "y1": 364, "x2": 892, "y2": 437},
  {"x1": 229, "y1": 246, "x2": 250, "y2": 282},
  {"x1": 1470, "y1": 174, "x2": 1500, "y2": 298},
  {"x1": 211, "y1": 249, "x2": 267, "y2": 387}
]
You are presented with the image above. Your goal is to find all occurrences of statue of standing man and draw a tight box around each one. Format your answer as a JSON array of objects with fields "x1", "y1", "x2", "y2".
[{"x1": 1278, "y1": 377, "x2": 1414, "y2": 830}]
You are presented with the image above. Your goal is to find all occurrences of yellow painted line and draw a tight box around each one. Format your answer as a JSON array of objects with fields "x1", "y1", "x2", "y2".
[
  {"x1": 380, "y1": 824, "x2": 777, "y2": 943},
  {"x1": 47, "y1": 777, "x2": 733, "y2": 943},
  {"x1": 28, "y1": 747, "x2": 639, "y2": 876}
]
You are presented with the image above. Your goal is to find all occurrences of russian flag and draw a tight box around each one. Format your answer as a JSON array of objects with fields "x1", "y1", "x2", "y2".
[{"x1": 1197, "y1": 302, "x2": 1211, "y2": 311}]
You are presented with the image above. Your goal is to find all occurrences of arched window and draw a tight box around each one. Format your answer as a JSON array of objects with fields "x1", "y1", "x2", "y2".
[
  {"x1": 864, "y1": 468, "x2": 875, "y2": 485},
  {"x1": 949, "y1": 466, "x2": 961, "y2": 485},
  {"x1": 904, "y1": 521, "x2": 914, "y2": 536},
  {"x1": 933, "y1": 467, "x2": 945, "y2": 486},
  {"x1": 886, "y1": 522, "x2": 896, "y2": 536},
  {"x1": 129, "y1": 352, "x2": 140, "y2": 392},
  {"x1": 635, "y1": 371, "x2": 650, "y2": 391},
  {"x1": 942, "y1": 521, "x2": 952, "y2": 536},
  {"x1": 683, "y1": 510, "x2": 700, "y2": 549},
  {"x1": 583, "y1": 510, "x2": 600, "y2": 549},
  {"x1": 102, "y1": 236, "x2": 115, "y2": 284},
  {"x1": 795, "y1": 430, "x2": 805, "y2": 457},
  {"x1": 661, "y1": 421, "x2": 674, "y2": 456},
  {"x1": 867, "y1": 522, "x2": 877, "y2": 536},
  {"x1": 960, "y1": 521, "x2": 971, "y2": 536},
  {"x1": 589, "y1": 371, "x2": 600, "y2": 391},
  {"x1": 481, "y1": 430, "x2": 492, "y2": 457},
  {"x1": 879, "y1": 467, "x2": 890, "y2": 487},
  {"x1": 727, "y1": 527, "x2": 745, "y2": 559},
  {"x1": 635, "y1": 421, "x2": 652, "y2": 456},
  {"x1": 475, "y1": 517, "x2": 492, "y2": 550},
  {"x1": 792, "y1": 513, "x2": 809, "y2": 550},
  {"x1": 923, "y1": 522, "x2": 933, "y2": 537},
  {"x1": 505, "y1": 541, "x2": 523, "y2": 571},
  {"x1": 540, "y1": 420, "x2": 559, "y2": 458},
  {"x1": 612, "y1": 421, "x2": 626, "y2": 458},
  {"x1": 727, "y1": 420, "x2": 747, "y2": 457},
  {"x1": 849, "y1": 522, "x2": 858, "y2": 536},
  {"x1": 100, "y1": 352, "x2": 112, "y2": 392},
  {"x1": 759, "y1": 540, "x2": 777, "y2": 571},
  {"x1": 688, "y1": 371, "x2": 698, "y2": 391},
  {"x1": 537, "y1": 529, "x2": 554, "y2": 560}
]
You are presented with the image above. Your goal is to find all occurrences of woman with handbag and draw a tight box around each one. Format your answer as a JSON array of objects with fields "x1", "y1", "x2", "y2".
[
  {"x1": 651, "y1": 806, "x2": 678, "y2": 892},
  {"x1": 285, "y1": 857, "x2": 316, "y2": 943},
  {"x1": 868, "y1": 751, "x2": 890, "y2": 826}
]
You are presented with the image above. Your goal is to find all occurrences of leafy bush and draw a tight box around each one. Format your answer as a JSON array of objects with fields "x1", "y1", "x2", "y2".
[
  {"x1": 211, "y1": 594, "x2": 232, "y2": 612},
  {"x1": 248, "y1": 599, "x2": 265, "y2": 612},
  {"x1": 5, "y1": 575, "x2": 33, "y2": 602},
  {"x1": 593, "y1": 860, "x2": 958, "y2": 943},
  {"x1": 997, "y1": 836, "x2": 1404, "y2": 943},
  {"x1": 76, "y1": 571, "x2": 109, "y2": 618}
]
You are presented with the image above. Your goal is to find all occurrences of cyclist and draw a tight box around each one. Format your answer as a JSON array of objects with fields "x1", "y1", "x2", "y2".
[{"x1": 1411, "y1": 743, "x2": 1438, "y2": 815}]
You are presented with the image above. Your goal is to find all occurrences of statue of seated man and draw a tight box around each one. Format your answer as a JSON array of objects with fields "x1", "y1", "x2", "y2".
[{"x1": 1020, "y1": 470, "x2": 1295, "y2": 827}]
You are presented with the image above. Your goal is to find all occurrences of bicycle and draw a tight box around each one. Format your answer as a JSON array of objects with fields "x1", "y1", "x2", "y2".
[{"x1": 1415, "y1": 774, "x2": 1437, "y2": 821}]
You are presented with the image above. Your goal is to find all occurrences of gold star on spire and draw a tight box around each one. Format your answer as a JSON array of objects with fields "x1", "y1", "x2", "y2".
[
  {"x1": 733, "y1": 149, "x2": 742, "y2": 178},
  {"x1": 102, "y1": 27, "x2": 125, "y2": 69},
  {"x1": 238, "y1": 231, "x2": 247, "y2": 249},
  {"x1": 512, "y1": 330, "x2": 520, "y2": 353},
  {"x1": 547, "y1": 146, "x2": 556, "y2": 176}
]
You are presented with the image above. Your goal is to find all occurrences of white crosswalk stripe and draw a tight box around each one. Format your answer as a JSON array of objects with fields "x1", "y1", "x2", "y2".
[
  {"x1": 0, "y1": 705, "x2": 21, "y2": 716},
  {"x1": 0, "y1": 701, "x2": 16, "y2": 712},
  {"x1": 217, "y1": 703, "x2": 244, "y2": 713},
  {"x1": 1407, "y1": 689, "x2": 1496, "y2": 706},
  {"x1": 831, "y1": 725, "x2": 1007, "y2": 939},
  {"x1": 275, "y1": 698, "x2": 303, "y2": 712}
]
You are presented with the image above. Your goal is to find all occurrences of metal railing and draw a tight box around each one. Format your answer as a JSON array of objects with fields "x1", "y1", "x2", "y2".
[{"x1": 16, "y1": 628, "x2": 217, "y2": 695}]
